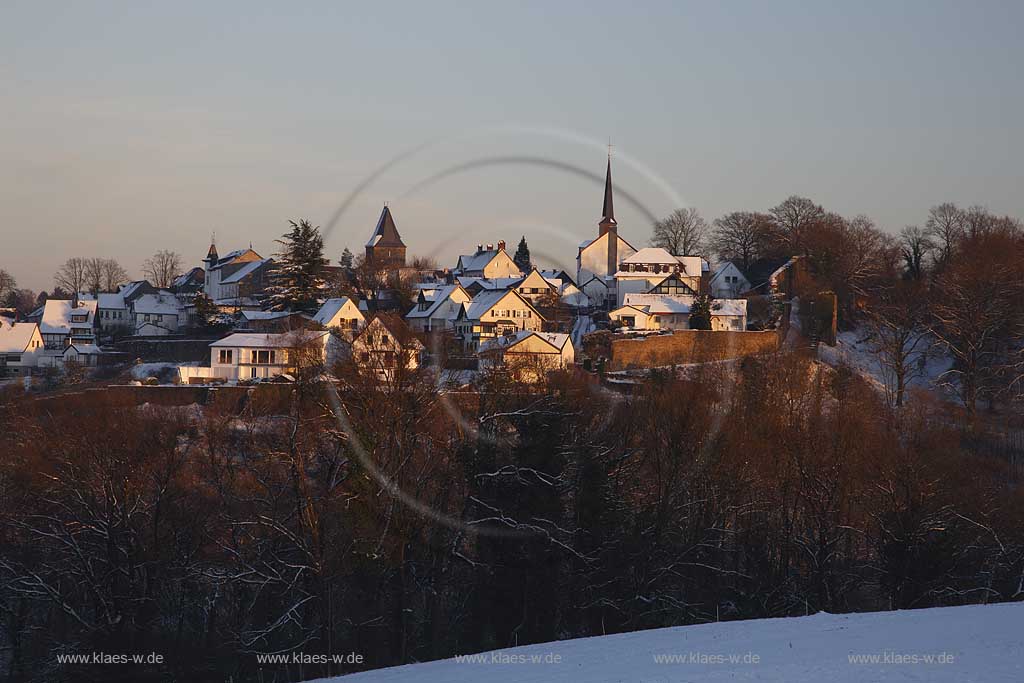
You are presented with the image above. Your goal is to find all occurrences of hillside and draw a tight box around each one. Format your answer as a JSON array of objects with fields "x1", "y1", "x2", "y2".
[{"x1": 315, "y1": 603, "x2": 1023, "y2": 682}]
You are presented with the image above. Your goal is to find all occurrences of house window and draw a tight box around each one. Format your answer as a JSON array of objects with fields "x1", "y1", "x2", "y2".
[
  {"x1": 360, "y1": 352, "x2": 370, "y2": 362},
  {"x1": 381, "y1": 334, "x2": 389, "y2": 345},
  {"x1": 144, "y1": 314, "x2": 151, "y2": 322},
  {"x1": 218, "y1": 349, "x2": 233, "y2": 364},
  {"x1": 252, "y1": 349, "x2": 276, "y2": 364}
]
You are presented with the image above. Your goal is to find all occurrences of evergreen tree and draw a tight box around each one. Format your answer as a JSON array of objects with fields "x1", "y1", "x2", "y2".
[
  {"x1": 513, "y1": 236, "x2": 532, "y2": 272},
  {"x1": 688, "y1": 294, "x2": 713, "y2": 330},
  {"x1": 192, "y1": 291, "x2": 219, "y2": 328},
  {"x1": 339, "y1": 247, "x2": 354, "y2": 271},
  {"x1": 267, "y1": 219, "x2": 329, "y2": 313}
]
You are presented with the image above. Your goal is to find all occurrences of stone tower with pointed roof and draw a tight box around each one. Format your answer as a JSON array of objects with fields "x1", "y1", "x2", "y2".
[{"x1": 365, "y1": 205, "x2": 407, "y2": 269}]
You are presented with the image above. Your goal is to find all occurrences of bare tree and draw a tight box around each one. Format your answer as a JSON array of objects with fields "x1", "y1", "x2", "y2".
[
  {"x1": 142, "y1": 250, "x2": 182, "y2": 288},
  {"x1": 83, "y1": 257, "x2": 104, "y2": 295},
  {"x1": 710, "y1": 211, "x2": 770, "y2": 272},
  {"x1": 866, "y1": 281, "x2": 932, "y2": 407},
  {"x1": 899, "y1": 226, "x2": 934, "y2": 281},
  {"x1": 769, "y1": 196, "x2": 825, "y2": 254},
  {"x1": 53, "y1": 257, "x2": 89, "y2": 295},
  {"x1": 651, "y1": 207, "x2": 708, "y2": 256},
  {"x1": 925, "y1": 203, "x2": 965, "y2": 267},
  {"x1": 100, "y1": 258, "x2": 129, "y2": 291}
]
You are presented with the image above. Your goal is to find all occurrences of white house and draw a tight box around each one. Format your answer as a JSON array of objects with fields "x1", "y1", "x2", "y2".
[
  {"x1": 313, "y1": 297, "x2": 366, "y2": 334},
  {"x1": 0, "y1": 321, "x2": 44, "y2": 376},
  {"x1": 452, "y1": 289, "x2": 545, "y2": 351},
  {"x1": 131, "y1": 293, "x2": 182, "y2": 335},
  {"x1": 96, "y1": 292, "x2": 130, "y2": 332},
  {"x1": 480, "y1": 330, "x2": 575, "y2": 382},
  {"x1": 180, "y1": 330, "x2": 333, "y2": 383},
  {"x1": 40, "y1": 299, "x2": 97, "y2": 349},
  {"x1": 709, "y1": 299, "x2": 748, "y2": 331},
  {"x1": 405, "y1": 284, "x2": 472, "y2": 332},
  {"x1": 63, "y1": 343, "x2": 102, "y2": 367},
  {"x1": 613, "y1": 248, "x2": 702, "y2": 306},
  {"x1": 609, "y1": 294, "x2": 747, "y2": 332},
  {"x1": 709, "y1": 262, "x2": 751, "y2": 299}
]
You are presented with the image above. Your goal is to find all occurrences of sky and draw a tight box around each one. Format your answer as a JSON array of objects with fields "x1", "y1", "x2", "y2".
[{"x1": 2, "y1": 0, "x2": 1023, "y2": 291}]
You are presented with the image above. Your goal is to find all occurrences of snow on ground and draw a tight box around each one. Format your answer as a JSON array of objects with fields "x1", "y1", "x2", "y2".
[
  {"x1": 817, "y1": 328, "x2": 954, "y2": 399},
  {"x1": 312, "y1": 603, "x2": 1023, "y2": 682},
  {"x1": 130, "y1": 361, "x2": 200, "y2": 381}
]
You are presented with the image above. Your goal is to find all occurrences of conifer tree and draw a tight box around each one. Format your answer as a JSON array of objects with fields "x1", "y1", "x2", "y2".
[
  {"x1": 688, "y1": 294, "x2": 713, "y2": 330},
  {"x1": 513, "y1": 236, "x2": 532, "y2": 272},
  {"x1": 267, "y1": 219, "x2": 329, "y2": 313}
]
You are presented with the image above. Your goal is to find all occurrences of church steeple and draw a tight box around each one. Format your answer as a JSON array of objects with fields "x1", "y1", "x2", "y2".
[
  {"x1": 600, "y1": 154, "x2": 616, "y2": 230},
  {"x1": 599, "y1": 152, "x2": 619, "y2": 278}
]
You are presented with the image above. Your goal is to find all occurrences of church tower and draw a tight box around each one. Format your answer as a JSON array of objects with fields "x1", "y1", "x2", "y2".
[
  {"x1": 598, "y1": 155, "x2": 618, "y2": 277},
  {"x1": 365, "y1": 205, "x2": 407, "y2": 269}
]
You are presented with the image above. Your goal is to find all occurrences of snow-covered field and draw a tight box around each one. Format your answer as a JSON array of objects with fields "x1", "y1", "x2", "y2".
[{"x1": 314, "y1": 603, "x2": 1023, "y2": 682}]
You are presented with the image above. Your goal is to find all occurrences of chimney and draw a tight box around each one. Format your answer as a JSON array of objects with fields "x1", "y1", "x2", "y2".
[
  {"x1": 486, "y1": 243, "x2": 493, "y2": 251},
  {"x1": 477, "y1": 244, "x2": 483, "y2": 253},
  {"x1": 497, "y1": 240, "x2": 506, "y2": 251}
]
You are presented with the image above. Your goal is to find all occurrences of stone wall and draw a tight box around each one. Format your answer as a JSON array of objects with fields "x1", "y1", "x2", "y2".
[{"x1": 607, "y1": 329, "x2": 781, "y2": 370}]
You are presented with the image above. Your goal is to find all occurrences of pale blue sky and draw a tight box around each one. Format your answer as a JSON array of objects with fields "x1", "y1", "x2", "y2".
[{"x1": 2, "y1": 1, "x2": 1022, "y2": 290}]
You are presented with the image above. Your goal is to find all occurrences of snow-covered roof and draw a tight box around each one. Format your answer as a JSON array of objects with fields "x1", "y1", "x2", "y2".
[
  {"x1": 622, "y1": 293, "x2": 694, "y2": 315},
  {"x1": 220, "y1": 258, "x2": 271, "y2": 284},
  {"x1": 210, "y1": 331, "x2": 330, "y2": 349},
  {"x1": 65, "y1": 343, "x2": 101, "y2": 355},
  {"x1": 456, "y1": 249, "x2": 506, "y2": 273},
  {"x1": 40, "y1": 300, "x2": 96, "y2": 335},
  {"x1": 622, "y1": 247, "x2": 679, "y2": 264},
  {"x1": 241, "y1": 309, "x2": 295, "y2": 321},
  {"x1": 710, "y1": 299, "x2": 748, "y2": 317},
  {"x1": 0, "y1": 322, "x2": 39, "y2": 353},
  {"x1": 481, "y1": 330, "x2": 572, "y2": 353},
  {"x1": 313, "y1": 297, "x2": 360, "y2": 326},
  {"x1": 97, "y1": 292, "x2": 125, "y2": 309},
  {"x1": 132, "y1": 294, "x2": 181, "y2": 316},
  {"x1": 459, "y1": 289, "x2": 526, "y2": 321},
  {"x1": 406, "y1": 285, "x2": 465, "y2": 319}
]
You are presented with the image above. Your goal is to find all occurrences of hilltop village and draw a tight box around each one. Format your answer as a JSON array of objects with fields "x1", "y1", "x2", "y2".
[{"x1": 1, "y1": 158, "x2": 796, "y2": 387}]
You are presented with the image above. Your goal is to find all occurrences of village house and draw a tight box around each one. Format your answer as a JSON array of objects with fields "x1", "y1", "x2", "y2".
[
  {"x1": 479, "y1": 330, "x2": 575, "y2": 381},
  {"x1": 614, "y1": 248, "x2": 703, "y2": 306},
  {"x1": 452, "y1": 289, "x2": 545, "y2": 351},
  {"x1": 39, "y1": 298, "x2": 97, "y2": 349},
  {"x1": 609, "y1": 293, "x2": 748, "y2": 332},
  {"x1": 0, "y1": 321, "x2": 44, "y2": 376},
  {"x1": 351, "y1": 315, "x2": 425, "y2": 378},
  {"x1": 576, "y1": 157, "x2": 638, "y2": 306},
  {"x1": 131, "y1": 292, "x2": 183, "y2": 335},
  {"x1": 179, "y1": 330, "x2": 333, "y2": 383},
  {"x1": 312, "y1": 297, "x2": 367, "y2": 335},
  {"x1": 405, "y1": 284, "x2": 472, "y2": 332},
  {"x1": 455, "y1": 241, "x2": 522, "y2": 279},
  {"x1": 709, "y1": 261, "x2": 752, "y2": 299},
  {"x1": 62, "y1": 342, "x2": 103, "y2": 367}
]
